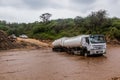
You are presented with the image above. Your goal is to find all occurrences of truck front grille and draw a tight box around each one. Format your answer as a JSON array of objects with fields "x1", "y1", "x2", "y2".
[{"x1": 93, "y1": 45, "x2": 104, "y2": 49}]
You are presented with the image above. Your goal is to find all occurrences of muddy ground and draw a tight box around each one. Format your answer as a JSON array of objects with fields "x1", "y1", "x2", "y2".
[{"x1": 0, "y1": 46, "x2": 120, "y2": 80}]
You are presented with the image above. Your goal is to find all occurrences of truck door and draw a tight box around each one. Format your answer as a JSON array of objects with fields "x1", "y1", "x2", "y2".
[{"x1": 81, "y1": 38, "x2": 88, "y2": 47}]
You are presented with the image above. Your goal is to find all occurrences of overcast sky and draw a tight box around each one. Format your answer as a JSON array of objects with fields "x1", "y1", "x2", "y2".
[{"x1": 0, "y1": 0, "x2": 120, "y2": 23}]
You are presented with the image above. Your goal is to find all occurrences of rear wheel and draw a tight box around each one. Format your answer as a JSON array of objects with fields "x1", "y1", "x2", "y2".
[
  {"x1": 84, "y1": 52, "x2": 89, "y2": 57},
  {"x1": 81, "y1": 48, "x2": 89, "y2": 56},
  {"x1": 80, "y1": 49, "x2": 84, "y2": 56}
]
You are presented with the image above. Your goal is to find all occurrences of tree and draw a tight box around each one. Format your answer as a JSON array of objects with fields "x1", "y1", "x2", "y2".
[
  {"x1": 85, "y1": 10, "x2": 108, "y2": 33},
  {"x1": 74, "y1": 16, "x2": 84, "y2": 26},
  {"x1": 89, "y1": 10, "x2": 107, "y2": 26},
  {"x1": 40, "y1": 13, "x2": 52, "y2": 23}
]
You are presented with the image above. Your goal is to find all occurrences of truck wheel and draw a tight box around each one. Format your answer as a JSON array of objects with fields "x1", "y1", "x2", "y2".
[
  {"x1": 84, "y1": 53, "x2": 88, "y2": 57},
  {"x1": 80, "y1": 48, "x2": 85, "y2": 56},
  {"x1": 80, "y1": 50, "x2": 84, "y2": 56},
  {"x1": 85, "y1": 50, "x2": 90, "y2": 57}
]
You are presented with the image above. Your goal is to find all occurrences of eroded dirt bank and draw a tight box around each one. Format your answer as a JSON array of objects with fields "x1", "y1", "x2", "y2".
[{"x1": 0, "y1": 46, "x2": 120, "y2": 80}]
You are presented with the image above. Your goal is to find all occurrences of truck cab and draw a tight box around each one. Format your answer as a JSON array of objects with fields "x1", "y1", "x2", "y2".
[{"x1": 82, "y1": 35, "x2": 106, "y2": 55}]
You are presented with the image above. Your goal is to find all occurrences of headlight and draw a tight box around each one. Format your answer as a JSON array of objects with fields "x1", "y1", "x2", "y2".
[{"x1": 90, "y1": 45, "x2": 94, "y2": 49}]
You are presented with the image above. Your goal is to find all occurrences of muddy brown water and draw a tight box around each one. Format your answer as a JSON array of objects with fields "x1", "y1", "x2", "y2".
[{"x1": 0, "y1": 47, "x2": 120, "y2": 80}]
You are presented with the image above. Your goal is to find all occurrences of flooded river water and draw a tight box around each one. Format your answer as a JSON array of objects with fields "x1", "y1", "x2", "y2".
[{"x1": 0, "y1": 46, "x2": 120, "y2": 80}]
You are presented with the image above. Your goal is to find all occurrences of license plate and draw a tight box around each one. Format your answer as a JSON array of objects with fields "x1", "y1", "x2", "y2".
[{"x1": 96, "y1": 51, "x2": 103, "y2": 53}]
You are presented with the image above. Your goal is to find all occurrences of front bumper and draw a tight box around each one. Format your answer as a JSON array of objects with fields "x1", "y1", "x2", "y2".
[{"x1": 89, "y1": 49, "x2": 106, "y2": 55}]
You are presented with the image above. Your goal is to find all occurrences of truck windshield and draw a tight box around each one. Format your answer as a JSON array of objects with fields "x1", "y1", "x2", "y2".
[{"x1": 90, "y1": 35, "x2": 106, "y2": 43}]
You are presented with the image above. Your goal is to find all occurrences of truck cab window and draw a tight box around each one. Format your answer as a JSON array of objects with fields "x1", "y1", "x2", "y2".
[{"x1": 90, "y1": 35, "x2": 106, "y2": 43}]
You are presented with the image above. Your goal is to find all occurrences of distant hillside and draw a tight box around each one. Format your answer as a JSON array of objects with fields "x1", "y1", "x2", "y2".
[{"x1": 0, "y1": 10, "x2": 120, "y2": 42}]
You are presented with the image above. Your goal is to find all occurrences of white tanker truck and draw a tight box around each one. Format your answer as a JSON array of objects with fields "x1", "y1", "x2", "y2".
[{"x1": 52, "y1": 35, "x2": 106, "y2": 56}]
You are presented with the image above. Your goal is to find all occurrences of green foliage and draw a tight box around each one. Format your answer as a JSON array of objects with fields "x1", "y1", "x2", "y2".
[
  {"x1": 106, "y1": 19, "x2": 120, "y2": 40},
  {"x1": 33, "y1": 26, "x2": 47, "y2": 34},
  {"x1": 32, "y1": 33, "x2": 55, "y2": 40},
  {"x1": 107, "y1": 27, "x2": 120, "y2": 40},
  {"x1": 0, "y1": 10, "x2": 120, "y2": 41},
  {"x1": 0, "y1": 25, "x2": 8, "y2": 31}
]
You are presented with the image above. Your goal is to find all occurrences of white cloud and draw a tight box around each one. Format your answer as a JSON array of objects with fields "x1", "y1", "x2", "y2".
[
  {"x1": 91, "y1": 0, "x2": 120, "y2": 17},
  {"x1": 0, "y1": 0, "x2": 120, "y2": 23}
]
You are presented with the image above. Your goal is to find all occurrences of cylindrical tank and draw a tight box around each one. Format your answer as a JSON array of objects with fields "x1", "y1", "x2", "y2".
[
  {"x1": 52, "y1": 37, "x2": 68, "y2": 47},
  {"x1": 63, "y1": 35, "x2": 89, "y2": 48}
]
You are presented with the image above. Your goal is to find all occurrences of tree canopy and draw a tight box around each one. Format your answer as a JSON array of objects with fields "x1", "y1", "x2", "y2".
[
  {"x1": 40, "y1": 13, "x2": 52, "y2": 23},
  {"x1": 0, "y1": 10, "x2": 120, "y2": 41}
]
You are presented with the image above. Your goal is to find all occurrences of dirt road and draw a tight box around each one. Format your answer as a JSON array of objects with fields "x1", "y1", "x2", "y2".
[{"x1": 0, "y1": 46, "x2": 120, "y2": 80}]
